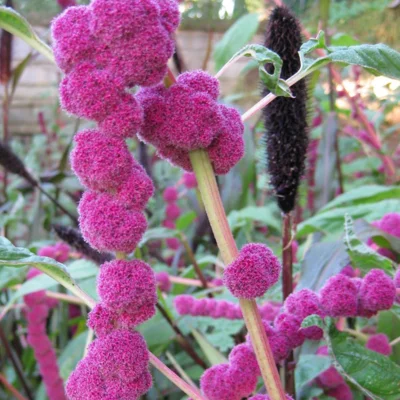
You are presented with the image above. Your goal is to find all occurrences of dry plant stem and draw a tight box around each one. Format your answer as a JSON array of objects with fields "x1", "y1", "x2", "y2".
[
  {"x1": 166, "y1": 351, "x2": 197, "y2": 388},
  {"x1": 156, "y1": 303, "x2": 208, "y2": 369},
  {"x1": 149, "y1": 353, "x2": 206, "y2": 400},
  {"x1": 189, "y1": 149, "x2": 286, "y2": 400},
  {"x1": 169, "y1": 276, "x2": 215, "y2": 287},
  {"x1": 282, "y1": 212, "x2": 295, "y2": 396},
  {"x1": 180, "y1": 233, "x2": 211, "y2": 295},
  {"x1": 0, "y1": 372, "x2": 27, "y2": 400},
  {"x1": 0, "y1": 324, "x2": 34, "y2": 400}
]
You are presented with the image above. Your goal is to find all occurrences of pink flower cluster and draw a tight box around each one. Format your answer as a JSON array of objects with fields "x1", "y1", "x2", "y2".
[
  {"x1": 38, "y1": 242, "x2": 70, "y2": 263},
  {"x1": 162, "y1": 186, "x2": 181, "y2": 250},
  {"x1": 24, "y1": 268, "x2": 66, "y2": 400},
  {"x1": 174, "y1": 295, "x2": 281, "y2": 321},
  {"x1": 155, "y1": 271, "x2": 171, "y2": 292},
  {"x1": 223, "y1": 243, "x2": 281, "y2": 299},
  {"x1": 66, "y1": 259, "x2": 156, "y2": 398},
  {"x1": 138, "y1": 70, "x2": 245, "y2": 174}
]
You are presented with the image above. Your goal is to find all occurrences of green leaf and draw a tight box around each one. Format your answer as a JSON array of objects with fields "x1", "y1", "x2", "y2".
[
  {"x1": 213, "y1": 13, "x2": 259, "y2": 71},
  {"x1": 218, "y1": 44, "x2": 292, "y2": 97},
  {"x1": 299, "y1": 31, "x2": 400, "y2": 80},
  {"x1": 327, "y1": 328, "x2": 400, "y2": 399},
  {"x1": 295, "y1": 354, "x2": 331, "y2": 396},
  {"x1": 227, "y1": 205, "x2": 281, "y2": 232},
  {"x1": 301, "y1": 314, "x2": 324, "y2": 330},
  {"x1": 344, "y1": 214, "x2": 394, "y2": 273},
  {"x1": 11, "y1": 52, "x2": 33, "y2": 98},
  {"x1": 321, "y1": 185, "x2": 400, "y2": 212},
  {"x1": 175, "y1": 211, "x2": 197, "y2": 231},
  {"x1": 0, "y1": 7, "x2": 54, "y2": 63},
  {"x1": 0, "y1": 238, "x2": 95, "y2": 308},
  {"x1": 331, "y1": 33, "x2": 360, "y2": 47},
  {"x1": 191, "y1": 329, "x2": 227, "y2": 366},
  {"x1": 139, "y1": 227, "x2": 177, "y2": 247}
]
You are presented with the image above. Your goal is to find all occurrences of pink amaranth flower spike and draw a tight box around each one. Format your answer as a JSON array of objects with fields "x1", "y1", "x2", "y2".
[
  {"x1": 340, "y1": 265, "x2": 356, "y2": 278},
  {"x1": 366, "y1": 333, "x2": 392, "y2": 356},
  {"x1": 182, "y1": 172, "x2": 198, "y2": 188},
  {"x1": 319, "y1": 274, "x2": 358, "y2": 317},
  {"x1": 358, "y1": 269, "x2": 396, "y2": 314},
  {"x1": 374, "y1": 212, "x2": 400, "y2": 238},
  {"x1": 37, "y1": 242, "x2": 69, "y2": 263},
  {"x1": 98, "y1": 93, "x2": 143, "y2": 139},
  {"x1": 246, "y1": 321, "x2": 291, "y2": 363},
  {"x1": 223, "y1": 243, "x2": 281, "y2": 299},
  {"x1": 200, "y1": 363, "x2": 257, "y2": 400},
  {"x1": 51, "y1": 6, "x2": 96, "y2": 72},
  {"x1": 177, "y1": 70, "x2": 220, "y2": 100},
  {"x1": 284, "y1": 288, "x2": 324, "y2": 340},
  {"x1": 163, "y1": 186, "x2": 179, "y2": 202},
  {"x1": 60, "y1": 63, "x2": 123, "y2": 121},
  {"x1": 166, "y1": 237, "x2": 180, "y2": 250},
  {"x1": 208, "y1": 105, "x2": 245, "y2": 175},
  {"x1": 97, "y1": 259, "x2": 156, "y2": 311},
  {"x1": 71, "y1": 129, "x2": 133, "y2": 192},
  {"x1": 157, "y1": 144, "x2": 193, "y2": 171},
  {"x1": 86, "y1": 330, "x2": 149, "y2": 381},
  {"x1": 158, "y1": 0, "x2": 181, "y2": 34},
  {"x1": 155, "y1": 271, "x2": 171, "y2": 292},
  {"x1": 249, "y1": 395, "x2": 293, "y2": 400},
  {"x1": 115, "y1": 164, "x2": 155, "y2": 211},
  {"x1": 274, "y1": 312, "x2": 305, "y2": 348},
  {"x1": 325, "y1": 383, "x2": 354, "y2": 400},
  {"x1": 163, "y1": 219, "x2": 176, "y2": 229},
  {"x1": 174, "y1": 295, "x2": 195, "y2": 315},
  {"x1": 90, "y1": 0, "x2": 161, "y2": 43},
  {"x1": 87, "y1": 304, "x2": 116, "y2": 337},
  {"x1": 315, "y1": 347, "x2": 344, "y2": 390},
  {"x1": 166, "y1": 202, "x2": 181, "y2": 220},
  {"x1": 395, "y1": 269, "x2": 400, "y2": 303},
  {"x1": 78, "y1": 191, "x2": 147, "y2": 253},
  {"x1": 228, "y1": 343, "x2": 260, "y2": 376}
]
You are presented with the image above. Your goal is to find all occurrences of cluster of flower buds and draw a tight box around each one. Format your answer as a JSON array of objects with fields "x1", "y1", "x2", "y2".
[
  {"x1": 38, "y1": 242, "x2": 70, "y2": 262},
  {"x1": 24, "y1": 267, "x2": 65, "y2": 400},
  {"x1": 174, "y1": 295, "x2": 281, "y2": 321},
  {"x1": 138, "y1": 70, "x2": 245, "y2": 174},
  {"x1": 52, "y1": 0, "x2": 182, "y2": 398}
]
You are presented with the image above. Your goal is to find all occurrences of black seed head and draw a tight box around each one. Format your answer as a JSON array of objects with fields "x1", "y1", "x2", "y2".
[
  {"x1": 53, "y1": 224, "x2": 114, "y2": 265},
  {"x1": 262, "y1": 6, "x2": 309, "y2": 214}
]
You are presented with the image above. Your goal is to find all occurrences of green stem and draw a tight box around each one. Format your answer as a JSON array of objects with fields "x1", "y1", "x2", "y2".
[{"x1": 189, "y1": 149, "x2": 286, "y2": 400}]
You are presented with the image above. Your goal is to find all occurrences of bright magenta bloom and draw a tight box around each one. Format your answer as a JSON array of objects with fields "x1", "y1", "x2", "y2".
[
  {"x1": 182, "y1": 172, "x2": 198, "y2": 188},
  {"x1": 325, "y1": 384, "x2": 354, "y2": 400},
  {"x1": 60, "y1": 63, "x2": 123, "y2": 121},
  {"x1": 224, "y1": 243, "x2": 281, "y2": 299},
  {"x1": 319, "y1": 274, "x2": 358, "y2": 317},
  {"x1": 315, "y1": 347, "x2": 344, "y2": 389},
  {"x1": 163, "y1": 186, "x2": 179, "y2": 202},
  {"x1": 166, "y1": 202, "x2": 181, "y2": 220},
  {"x1": 366, "y1": 333, "x2": 392, "y2": 356},
  {"x1": 274, "y1": 312, "x2": 305, "y2": 348},
  {"x1": 97, "y1": 259, "x2": 156, "y2": 310},
  {"x1": 155, "y1": 271, "x2": 171, "y2": 292},
  {"x1": 358, "y1": 269, "x2": 396, "y2": 313},
  {"x1": 37, "y1": 242, "x2": 69, "y2": 263},
  {"x1": 79, "y1": 191, "x2": 147, "y2": 253},
  {"x1": 249, "y1": 395, "x2": 293, "y2": 400},
  {"x1": 71, "y1": 129, "x2": 133, "y2": 192}
]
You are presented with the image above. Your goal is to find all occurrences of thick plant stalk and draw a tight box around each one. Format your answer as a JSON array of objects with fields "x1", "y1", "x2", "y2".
[{"x1": 189, "y1": 149, "x2": 286, "y2": 400}]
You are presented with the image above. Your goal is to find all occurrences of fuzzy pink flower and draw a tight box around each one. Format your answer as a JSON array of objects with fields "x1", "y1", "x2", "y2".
[
  {"x1": 97, "y1": 259, "x2": 156, "y2": 310},
  {"x1": 166, "y1": 237, "x2": 180, "y2": 250},
  {"x1": 78, "y1": 191, "x2": 147, "y2": 253},
  {"x1": 90, "y1": 0, "x2": 161, "y2": 43},
  {"x1": 71, "y1": 129, "x2": 133, "y2": 192},
  {"x1": 158, "y1": 0, "x2": 181, "y2": 33},
  {"x1": 182, "y1": 172, "x2": 198, "y2": 188},
  {"x1": 200, "y1": 363, "x2": 257, "y2": 400},
  {"x1": 366, "y1": 333, "x2": 392, "y2": 356},
  {"x1": 274, "y1": 312, "x2": 305, "y2": 348},
  {"x1": 259, "y1": 302, "x2": 281, "y2": 321},
  {"x1": 163, "y1": 186, "x2": 179, "y2": 202},
  {"x1": 358, "y1": 269, "x2": 396, "y2": 313},
  {"x1": 395, "y1": 269, "x2": 400, "y2": 303},
  {"x1": 174, "y1": 295, "x2": 195, "y2": 315},
  {"x1": 157, "y1": 145, "x2": 193, "y2": 171},
  {"x1": 373, "y1": 212, "x2": 400, "y2": 238},
  {"x1": 98, "y1": 93, "x2": 143, "y2": 139},
  {"x1": 315, "y1": 346, "x2": 344, "y2": 389},
  {"x1": 249, "y1": 395, "x2": 293, "y2": 400},
  {"x1": 228, "y1": 343, "x2": 259, "y2": 376},
  {"x1": 115, "y1": 164, "x2": 154, "y2": 211},
  {"x1": 87, "y1": 304, "x2": 116, "y2": 337},
  {"x1": 86, "y1": 330, "x2": 149, "y2": 381},
  {"x1": 155, "y1": 271, "x2": 171, "y2": 292},
  {"x1": 247, "y1": 321, "x2": 291, "y2": 363},
  {"x1": 166, "y1": 202, "x2": 181, "y2": 220},
  {"x1": 340, "y1": 265, "x2": 356, "y2": 277},
  {"x1": 325, "y1": 383, "x2": 354, "y2": 400},
  {"x1": 284, "y1": 289, "x2": 324, "y2": 340},
  {"x1": 319, "y1": 274, "x2": 358, "y2": 317},
  {"x1": 163, "y1": 219, "x2": 176, "y2": 229},
  {"x1": 37, "y1": 243, "x2": 69, "y2": 263},
  {"x1": 208, "y1": 105, "x2": 245, "y2": 175},
  {"x1": 60, "y1": 63, "x2": 123, "y2": 121},
  {"x1": 105, "y1": 371, "x2": 153, "y2": 399},
  {"x1": 52, "y1": 6, "x2": 96, "y2": 72},
  {"x1": 224, "y1": 243, "x2": 281, "y2": 299},
  {"x1": 177, "y1": 70, "x2": 220, "y2": 100}
]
